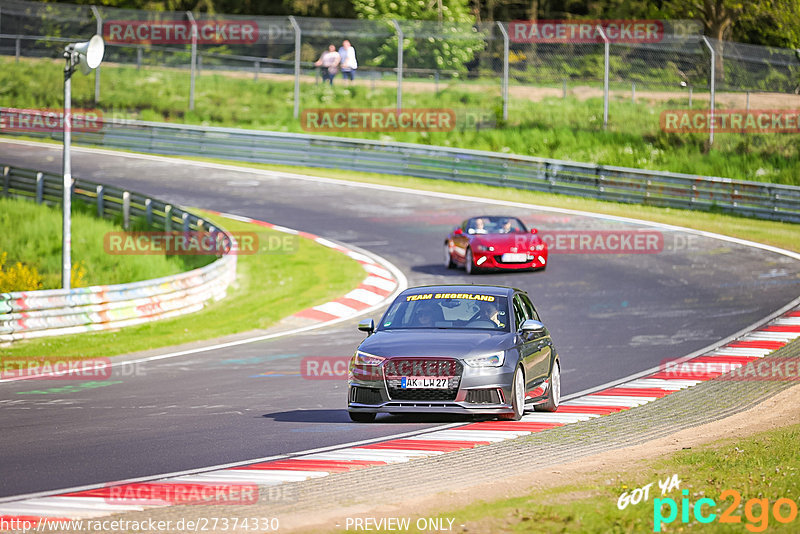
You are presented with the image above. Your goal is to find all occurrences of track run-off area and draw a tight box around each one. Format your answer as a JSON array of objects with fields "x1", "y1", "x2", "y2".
[{"x1": 1, "y1": 139, "x2": 799, "y2": 528}]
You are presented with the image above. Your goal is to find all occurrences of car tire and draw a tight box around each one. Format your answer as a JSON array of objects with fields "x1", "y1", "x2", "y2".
[
  {"x1": 349, "y1": 411, "x2": 376, "y2": 423},
  {"x1": 535, "y1": 360, "x2": 560, "y2": 412},
  {"x1": 465, "y1": 248, "x2": 476, "y2": 275},
  {"x1": 500, "y1": 366, "x2": 525, "y2": 420},
  {"x1": 444, "y1": 243, "x2": 455, "y2": 269}
]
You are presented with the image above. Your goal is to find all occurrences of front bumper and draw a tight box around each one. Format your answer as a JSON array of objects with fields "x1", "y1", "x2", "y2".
[
  {"x1": 348, "y1": 360, "x2": 519, "y2": 415},
  {"x1": 472, "y1": 250, "x2": 547, "y2": 270}
]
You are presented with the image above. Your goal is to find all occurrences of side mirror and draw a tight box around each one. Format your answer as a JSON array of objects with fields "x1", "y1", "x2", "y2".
[
  {"x1": 358, "y1": 319, "x2": 375, "y2": 334},
  {"x1": 530, "y1": 228, "x2": 538, "y2": 234},
  {"x1": 520, "y1": 319, "x2": 546, "y2": 334},
  {"x1": 454, "y1": 228, "x2": 463, "y2": 235}
]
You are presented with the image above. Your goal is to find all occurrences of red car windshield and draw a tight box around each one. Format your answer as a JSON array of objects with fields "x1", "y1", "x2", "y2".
[{"x1": 466, "y1": 216, "x2": 527, "y2": 235}]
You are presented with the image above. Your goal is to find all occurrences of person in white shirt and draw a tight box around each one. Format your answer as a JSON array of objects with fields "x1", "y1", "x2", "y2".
[{"x1": 338, "y1": 39, "x2": 357, "y2": 82}]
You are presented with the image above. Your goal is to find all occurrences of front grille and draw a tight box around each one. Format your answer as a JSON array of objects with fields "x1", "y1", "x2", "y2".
[
  {"x1": 350, "y1": 386, "x2": 383, "y2": 405},
  {"x1": 385, "y1": 358, "x2": 462, "y2": 402},
  {"x1": 465, "y1": 388, "x2": 502, "y2": 404}
]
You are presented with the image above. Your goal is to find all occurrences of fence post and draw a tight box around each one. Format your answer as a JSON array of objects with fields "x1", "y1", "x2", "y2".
[
  {"x1": 35, "y1": 172, "x2": 43, "y2": 203},
  {"x1": 15, "y1": 38, "x2": 20, "y2": 63},
  {"x1": 91, "y1": 6, "x2": 102, "y2": 103},
  {"x1": 496, "y1": 22, "x2": 509, "y2": 122},
  {"x1": 596, "y1": 25, "x2": 609, "y2": 130},
  {"x1": 164, "y1": 204, "x2": 172, "y2": 231},
  {"x1": 145, "y1": 198, "x2": 152, "y2": 226},
  {"x1": 186, "y1": 11, "x2": 198, "y2": 111},
  {"x1": 392, "y1": 19, "x2": 404, "y2": 113},
  {"x1": 2, "y1": 166, "x2": 8, "y2": 196},
  {"x1": 136, "y1": 47, "x2": 142, "y2": 70},
  {"x1": 288, "y1": 16, "x2": 301, "y2": 120},
  {"x1": 122, "y1": 191, "x2": 130, "y2": 230},
  {"x1": 701, "y1": 36, "x2": 715, "y2": 146},
  {"x1": 253, "y1": 60, "x2": 259, "y2": 81},
  {"x1": 631, "y1": 81, "x2": 636, "y2": 103},
  {"x1": 562, "y1": 78, "x2": 567, "y2": 99},
  {"x1": 97, "y1": 185, "x2": 104, "y2": 217}
]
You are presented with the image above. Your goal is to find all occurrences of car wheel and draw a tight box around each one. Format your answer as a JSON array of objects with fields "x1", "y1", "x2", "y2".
[
  {"x1": 465, "y1": 248, "x2": 476, "y2": 275},
  {"x1": 500, "y1": 366, "x2": 525, "y2": 420},
  {"x1": 444, "y1": 243, "x2": 455, "y2": 269},
  {"x1": 349, "y1": 411, "x2": 376, "y2": 423},
  {"x1": 535, "y1": 360, "x2": 560, "y2": 412}
]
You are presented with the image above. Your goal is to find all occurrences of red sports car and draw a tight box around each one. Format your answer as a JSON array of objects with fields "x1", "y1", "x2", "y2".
[{"x1": 444, "y1": 216, "x2": 548, "y2": 274}]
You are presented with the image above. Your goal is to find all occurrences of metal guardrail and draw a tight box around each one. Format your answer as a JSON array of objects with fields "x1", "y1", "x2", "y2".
[
  {"x1": 6, "y1": 118, "x2": 799, "y2": 223},
  {"x1": 0, "y1": 163, "x2": 237, "y2": 342}
]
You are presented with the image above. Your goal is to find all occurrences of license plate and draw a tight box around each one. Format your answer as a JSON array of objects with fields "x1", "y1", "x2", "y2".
[
  {"x1": 501, "y1": 252, "x2": 528, "y2": 263},
  {"x1": 401, "y1": 377, "x2": 449, "y2": 389}
]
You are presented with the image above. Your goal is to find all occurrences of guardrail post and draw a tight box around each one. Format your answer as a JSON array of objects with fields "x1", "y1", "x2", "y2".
[
  {"x1": 91, "y1": 6, "x2": 102, "y2": 103},
  {"x1": 136, "y1": 47, "x2": 142, "y2": 70},
  {"x1": 145, "y1": 198, "x2": 152, "y2": 226},
  {"x1": 701, "y1": 36, "x2": 715, "y2": 146},
  {"x1": 15, "y1": 38, "x2": 20, "y2": 63},
  {"x1": 186, "y1": 11, "x2": 197, "y2": 111},
  {"x1": 122, "y1": 191, "x2": 131, "y2": 230},
  {"x1": 35, "y1": 172, "x2": 43, "y2": 203},
  {"x1": 392, "y1": 19, "x2": 404, "y2": 113},
  {"x1": 596, "y1": 25, "x2": 609, "y2": 130},
  {"x1": 288, "y1": 16, "x2": 301, "y2": 120},
  {"x1": 164, "y1": 204, "x2": 172, "y2": 231},
  {"x1": 253, "y1": 60, "x2": 259, "y2": 81},
  {"x1": 2, "y1": 166, "x2": 8, "y2": 196},
  {"x1": 96, "y1": 185, "x2": 104, "y2": 217},
  {"x1": 182, "y1": 212, "x2": 190, "y2": 234},
  {"x1": 496, "y1": 22, "x2": 509, "y2": 122}
]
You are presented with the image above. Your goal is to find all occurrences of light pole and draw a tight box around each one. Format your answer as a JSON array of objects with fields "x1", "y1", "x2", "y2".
[{"x1": 62, "y1": 35, "x2": 104, "y2": 289}]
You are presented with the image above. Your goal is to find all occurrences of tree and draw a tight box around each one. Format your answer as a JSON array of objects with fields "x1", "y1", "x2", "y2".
[{"x1": 351, "y1": 0, "x2": 484, "y2": 73}]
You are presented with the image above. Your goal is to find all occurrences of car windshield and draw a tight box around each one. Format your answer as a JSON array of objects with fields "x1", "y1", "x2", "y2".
[
  {"x1": 466, "y1": 216, "x2": 527, "y2": 234},
  {"x1": 379, "y1": 292, "x2": 510, "y2": 332}
]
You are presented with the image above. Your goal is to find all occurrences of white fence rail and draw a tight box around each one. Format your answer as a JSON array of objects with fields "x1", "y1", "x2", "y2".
[{"x1": 0, "y1": 163, "x2": 237, "y2": 342}]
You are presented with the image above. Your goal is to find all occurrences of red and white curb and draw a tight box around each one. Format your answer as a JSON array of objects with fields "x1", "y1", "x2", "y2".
[
  {"x1": 2, "y1": 307, "x2": 798, "y2": 526},
  {"x1": 206, "y1": 211, "x2": 400, "y2": 324}
]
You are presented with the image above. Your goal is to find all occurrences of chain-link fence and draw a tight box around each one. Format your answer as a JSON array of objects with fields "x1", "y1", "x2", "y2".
[{"x1": 1, "y1": 0, "x2": 799, "y2": 144}]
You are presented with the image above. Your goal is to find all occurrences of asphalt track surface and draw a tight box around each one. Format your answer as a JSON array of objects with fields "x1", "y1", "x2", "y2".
[{"x1": 1, "y1": 140, "x2": 799, "y2": 499}]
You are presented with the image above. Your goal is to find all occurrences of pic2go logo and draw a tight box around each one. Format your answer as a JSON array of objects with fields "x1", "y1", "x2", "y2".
[{"x1": 654, "y1": 489, "x2": 799, "y2": 533}]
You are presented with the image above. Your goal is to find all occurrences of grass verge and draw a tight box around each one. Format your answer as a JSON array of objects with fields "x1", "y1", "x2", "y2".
[
  {"x1": 1, "y1": 210, "x2": 367, "y2": 360},
  {"x1": 352, "y1": 422, "x2": 800, "y2": 533},
  {"x1": 0, "y1": 196, "x2": 208, "y2": 290},
  {"x1": 1, "y1": 56, "x2": 797, "y2": 185}
]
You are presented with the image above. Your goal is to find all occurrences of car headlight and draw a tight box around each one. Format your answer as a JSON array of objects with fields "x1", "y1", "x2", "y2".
[
  {"x1": 475, "y1": 244, "x2": 494, "y2": 252},
  {"x1": 463, "y1": 351, "x2": 505, "y2": 367},
  {"x1": 354, "y1": 351, "x2": 385, "y2": 366}
]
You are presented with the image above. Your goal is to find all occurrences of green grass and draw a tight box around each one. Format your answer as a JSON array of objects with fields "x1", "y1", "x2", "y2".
[
  {"x1": 2, "y1": 210, "x2": 367, "y2": 359},
  {"x1": 0, "y1": 196, "x2": 208, "y2": 290},
  {"x1": 1, "y1": 56, "x2": 797, "y2": 185},
  {"x1": 333, "y1": 422, "x2": 800, "y2": 533}
]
